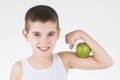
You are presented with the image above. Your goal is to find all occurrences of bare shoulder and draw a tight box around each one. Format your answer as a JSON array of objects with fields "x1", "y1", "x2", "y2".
[
  {"x1": 58, "y1": 51, "x2": 75, "y2": 59},
  {"x1": 10, "y1": 61, "x2": 22, "y2": 80},
  {"x1": 13, "y1": 61, "x2": 22, "y2": 68},
  {"x1": 58, "y1": 51, "x2": 75, "y2": 70}
]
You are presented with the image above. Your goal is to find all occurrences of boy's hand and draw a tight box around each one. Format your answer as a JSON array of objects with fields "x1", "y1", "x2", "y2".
[{"x1": 65, "y1": 30, "x2": 82, "y2": 49}]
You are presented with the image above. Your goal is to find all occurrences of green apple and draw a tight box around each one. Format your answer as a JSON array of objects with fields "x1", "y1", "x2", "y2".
[{"x1": 76, "y1": 42, "x2": 91, "y2": 58}]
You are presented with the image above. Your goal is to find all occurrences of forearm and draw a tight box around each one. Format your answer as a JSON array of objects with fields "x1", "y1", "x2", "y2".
[{"x1": 79, "y1": 30, "x2": 113, "y2": 66}]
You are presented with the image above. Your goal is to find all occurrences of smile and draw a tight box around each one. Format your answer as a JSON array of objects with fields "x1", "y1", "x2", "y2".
[{"x1": 38, "y1": 47, "x2": 50, "y2": 51}]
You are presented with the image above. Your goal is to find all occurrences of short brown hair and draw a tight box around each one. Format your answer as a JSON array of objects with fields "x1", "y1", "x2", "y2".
[{"x1": 25, "y1": 5, "x2": 59, "y2": 32}]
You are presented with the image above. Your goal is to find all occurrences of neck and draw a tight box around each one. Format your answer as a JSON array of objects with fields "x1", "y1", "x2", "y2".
[
  {"x1": 28, "y1": 52, "x2": 53, "y2": 69},
  {"x1": 29, "y1": 52, "x2": 53, "y2": 62}
]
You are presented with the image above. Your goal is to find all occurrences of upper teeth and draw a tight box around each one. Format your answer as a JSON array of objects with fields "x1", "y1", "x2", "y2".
[{"x1": 39, "y1": 47, "x2": 49, "y2": 51}]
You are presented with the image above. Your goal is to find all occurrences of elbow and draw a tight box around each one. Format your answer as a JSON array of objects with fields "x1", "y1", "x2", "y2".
[
  {"x1": 102, "y1": 58, "x2": 114, "y2": 69},
  {"x1": 105, "y1": 62, "x2": 113, "y2": 69},
  {"x1": 107, "y1": 57, "x2": 114, "y2": 68},
  {"x1": 108, "y1": 59, "x2": 114, "y2": 68}
]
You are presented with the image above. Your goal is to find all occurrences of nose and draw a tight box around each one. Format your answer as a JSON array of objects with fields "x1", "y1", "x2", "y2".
[{"x1": 39, "y1": 36, "x2": 49, "y2": 45}]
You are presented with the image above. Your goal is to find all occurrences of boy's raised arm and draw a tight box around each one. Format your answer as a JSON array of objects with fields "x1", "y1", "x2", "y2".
[{"x1": 65, "y1": 30, "x2": 113, "y2": 69}]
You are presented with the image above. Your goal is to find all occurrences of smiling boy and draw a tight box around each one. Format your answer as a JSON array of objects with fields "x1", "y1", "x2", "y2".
[{"x1": 10, "y1": 5, "x2": 113, "y2": 80}]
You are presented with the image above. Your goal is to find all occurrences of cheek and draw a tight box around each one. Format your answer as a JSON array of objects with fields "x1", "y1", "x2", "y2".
[
  {"x1": 29, "y1": 38, "x2": 38, "y2": 48},
  {"x1": 50, "y1": 36, "x2": 58, "y2": 42},
  {"x1": 53, "y1": 34, "x2": 59, "y2": 41},
  {"x1": 50, "y1": 38, "x2": 58, "y2": 46}
]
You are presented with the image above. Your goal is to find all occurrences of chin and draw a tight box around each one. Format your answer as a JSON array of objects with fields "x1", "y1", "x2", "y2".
[{"x1": 37, "y1": 51, "x2": 52, "y2": 57}]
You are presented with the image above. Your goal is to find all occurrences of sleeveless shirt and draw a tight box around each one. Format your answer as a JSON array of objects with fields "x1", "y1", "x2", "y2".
[{"x1": 21, "y1": 53, "x2": 67, "y2": 80}]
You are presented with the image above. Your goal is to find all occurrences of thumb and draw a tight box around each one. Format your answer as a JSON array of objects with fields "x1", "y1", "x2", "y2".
[{"x1": 70, "y1": 44, "x2": 74, "y2": 49}]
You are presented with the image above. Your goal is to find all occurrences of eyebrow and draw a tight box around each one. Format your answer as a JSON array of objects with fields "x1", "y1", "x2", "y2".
[
  {"x1": 48, "y1": 31, "x2": 56, "y2": 34},
  {"x1": 32, "y1": 31, "x2": 40, "y2": 34},
  {"x1": 32, "y1": 31, "x2": 56, "y2": 34}
]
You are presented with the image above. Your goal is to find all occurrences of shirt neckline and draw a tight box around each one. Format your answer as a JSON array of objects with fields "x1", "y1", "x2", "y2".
[{"x1": 26, "y1": 53, "x2": 56, "y2": 72}]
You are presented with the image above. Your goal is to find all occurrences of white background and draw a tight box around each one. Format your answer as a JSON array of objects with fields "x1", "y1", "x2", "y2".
[{"x1": 0, "y1": 0, "x2": 120, "y2": 80}]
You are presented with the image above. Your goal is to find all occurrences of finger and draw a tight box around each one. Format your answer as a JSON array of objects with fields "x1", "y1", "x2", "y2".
[
  {"x1": 66, "y1": 40, "x2": 71, "y2": 44},
  {"x1": 67, "y1": 40, "x2": 74, "y2": 49},
  {"x1": 70, "y1": 44, "x2": 74, "y2": 49},
  {"x1": 65, "y1": 38, "x2": 69, "y2": 44},
  {"x1": 65, "y1": 35, "x2": 69, "y2": 44},
  {"x1": 74, "y1": 39, "x2": 77, "y2": 43},
  {"x1": 71, "y1": 39, "x2": 75, "y2": 45}
]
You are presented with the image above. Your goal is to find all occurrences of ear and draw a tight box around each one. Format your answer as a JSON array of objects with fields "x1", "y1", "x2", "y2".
[
  {"x1": 57, "y1": 28, "x2": 61, "y2": 40},
  {"x1": 22, "y1": 29, "x2": 29, "y2": 41}
]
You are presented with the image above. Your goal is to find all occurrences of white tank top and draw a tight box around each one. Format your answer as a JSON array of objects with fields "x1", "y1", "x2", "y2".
[{"x1": 21, "y1": 53, "x2": 67, "y2": 80}]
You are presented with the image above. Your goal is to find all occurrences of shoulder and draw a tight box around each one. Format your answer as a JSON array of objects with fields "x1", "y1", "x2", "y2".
[
  {"x1": 57, "y1": 51, "x2": 76, "y2": 70},
  {"x1": 11, "y1": 61, "x2": 22, "y2": 72},
  {"x1": 13, "y1": 61, "x2": 22, "y2": 67},
  {"x1": 10, "y1": 61, "x2": 22, "y2": 80},
  {"x1": 58, "y1": 51, "x2": 75, "y2": 59},
  {"x1": 58, "y1": 51, "x2": 76, "y2": 60}
]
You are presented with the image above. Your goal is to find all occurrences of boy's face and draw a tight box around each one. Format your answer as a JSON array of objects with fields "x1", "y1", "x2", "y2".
[{"x1": 23, "y1": 21, "x2": 60, "y2": 56}]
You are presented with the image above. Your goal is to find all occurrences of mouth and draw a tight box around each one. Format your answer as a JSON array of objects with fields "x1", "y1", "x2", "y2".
[{"x1": 38, "y1": 47, "x2": 50, "y2": 51}]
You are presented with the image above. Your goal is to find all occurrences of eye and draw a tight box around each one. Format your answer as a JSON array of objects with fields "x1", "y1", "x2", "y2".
[
  {"x1": 33, "y1": 33, "x2": 40, "y2": 37},
  {"x1": 48, "y1": 33, "x2": 55, "y2": 37}
]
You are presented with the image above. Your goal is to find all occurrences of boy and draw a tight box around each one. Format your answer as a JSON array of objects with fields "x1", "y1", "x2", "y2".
[{"x1": 10, "y1": 5, "x2": 113, "y2": 80}]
